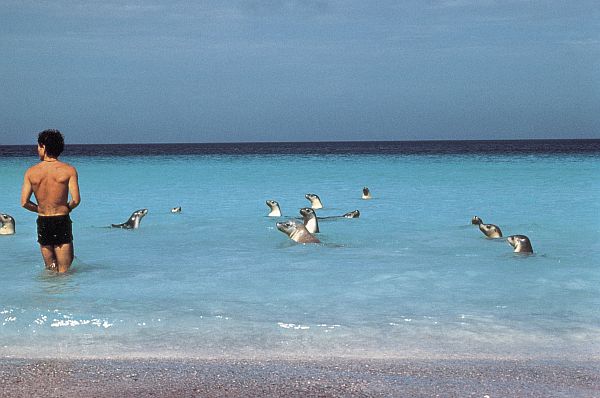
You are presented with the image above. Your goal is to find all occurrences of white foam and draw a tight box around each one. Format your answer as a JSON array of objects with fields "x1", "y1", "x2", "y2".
[
  {"x1": 51, "y1": 320, "x2": 81, "y2": 327},
  {"x1": 278, "y1": 322, "x2": 310, "y2": 330},
  {"x1": 50, "y1": 318, "x2": 113, "y2": 328},
  {"x1": 317, "y1": 324, "x2": 341, "y2": 330}
]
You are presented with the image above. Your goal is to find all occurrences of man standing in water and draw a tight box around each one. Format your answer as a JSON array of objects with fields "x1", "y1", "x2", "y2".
[{"x1": 21, "y1": 129, "x2": 80, "y2": 273}]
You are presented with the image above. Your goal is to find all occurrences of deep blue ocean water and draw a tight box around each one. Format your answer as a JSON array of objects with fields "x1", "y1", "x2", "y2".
[{"x1": 1, "y1": 140, "x2": 599, "y2": 360}]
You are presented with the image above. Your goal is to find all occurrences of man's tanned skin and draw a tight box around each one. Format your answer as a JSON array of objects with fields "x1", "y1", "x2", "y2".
[{"x1": 21, "y1": 130, "x2": 80, "y2": 273}]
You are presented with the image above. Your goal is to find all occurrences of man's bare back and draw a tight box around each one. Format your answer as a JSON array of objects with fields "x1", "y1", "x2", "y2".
[
  {"x1": 23, "y1": 161, "x2": 78, "y2": 216},
  {"x1": 21, "y1": 130, "x2": 80, "y2": 273}
]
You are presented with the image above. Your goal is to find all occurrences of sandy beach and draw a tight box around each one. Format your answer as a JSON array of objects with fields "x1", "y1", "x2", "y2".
[{"x1": 1, "y1": 357, "x2": 598, "y2": 397}]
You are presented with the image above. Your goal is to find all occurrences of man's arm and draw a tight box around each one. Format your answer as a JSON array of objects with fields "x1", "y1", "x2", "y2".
[
  {"x1": 67, "y1": 168, "x2": 80, "y2": 212},
  {"x1": 20, "y1": 171, "x2": 38, "y2": 213}
]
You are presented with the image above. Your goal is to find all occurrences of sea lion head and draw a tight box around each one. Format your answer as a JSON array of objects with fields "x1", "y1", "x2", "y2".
[
  {"x1": 0, "y1": 213, "x2": 15, "y2": 235},
  {"x1": 343, "y1": 210, "x2": 360, "y2": 218},
  {"x1": 276, "y1": 220, "x2": 297, "y2": 237},
  {"x1": 111, "y1": 208, "x2": 148, "y2": 229},
  {"x1": 266, "y1": 200, "x2": 282, "y2": 217},
  {"x1": 134, "y1": 208, "x2": 148, "y2": 218},
  {"x1": 130, "y1": 209, "x2": 148, "y2": 227},
  {"x1": 299, "y1": 207, "x2": 316, "y2": 219},
  {"x1": 305, "y1": 193, "x2": 323, "y2": 209},
  {"x1": 299, "y1": 207, "x2": 319, "y2": 233},
  {"x1": 276, "y1": 219, "x2": 320, "y2": 244},
  {"x1": 507, "y1": 235, "x2": 534, "y2": 254},
  {"x1": 362, "y1": 187, "x2": 371, "y2": 199}
]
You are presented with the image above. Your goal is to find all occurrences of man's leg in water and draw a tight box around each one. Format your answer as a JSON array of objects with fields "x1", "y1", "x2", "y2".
[
  {"x1": 39, "y1": 245, "x2": 57, "y2": 270},
  {"x1": 54, "y1": 243, "x2": 74, "y2": 273}
]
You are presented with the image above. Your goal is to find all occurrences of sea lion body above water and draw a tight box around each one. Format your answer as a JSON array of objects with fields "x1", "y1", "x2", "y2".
[
  {"x1": 342, "y1": 210, "x2": 360, "y2": 218},
  {"x1": 471, "y1": 216, "x2": 502, "y2": 238},
  {"x1": 266, "y1": 200, "x2": 282, "y2": 217},
  {"x1": 362, "y1": 187, "x2": 372, "y2": 200},
  {"x1": 112, "y1": 209, "x2": 148, "y2": 229},
  {"x1": 305, "y1": 193, "x2": 323, "y2": 209},
  {"x1": 276, "y1": 220, "x2": 320, "y2": 244},
  {"x1": 507, "y1": 235, "x2": 534, "y2": 254},
  {"x1": 317, "y1": 210, "x2": 360, "y2": 220},
  {"x1": 0, "y1": 213, "x2": 15, "y2": 235},
  {"x1": 300, "y1": 207, "x2": 319, "y2": 234}
]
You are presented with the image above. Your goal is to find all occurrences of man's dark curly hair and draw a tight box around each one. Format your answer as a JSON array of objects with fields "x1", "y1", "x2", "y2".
[{"x1": 38, "y1": 129, "x2": 65, "y2": 158}]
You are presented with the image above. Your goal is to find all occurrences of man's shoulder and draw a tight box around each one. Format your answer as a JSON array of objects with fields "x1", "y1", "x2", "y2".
[
  {"x1": 58, "y1": 161, "x2": 78, "y2": 173},
  {"x1": 25, "y1": 162, "x2": 42, "y2": 175}
]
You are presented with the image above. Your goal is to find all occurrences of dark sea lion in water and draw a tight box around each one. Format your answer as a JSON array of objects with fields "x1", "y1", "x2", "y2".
[
  {"x1": 276, "y1": 220, "x2": 320, "y2": 244},
  {"x1": 0, "y1": 213, "x2": 15, "y2": 235},
  {"x1": 471, "y1": 216, "x2": 502, "y2": 238},
  {"x1": 507, "y1": 235, "x2": 534, "y2": 254},
  {"x1": 305, "y1": 193, "x2": 323, "y2": 209},
  {"x1": 362, "y1": 187, "x2": 372, "y2": 200},
  {"x1": 112, "y1": 209, "x2": 148, "y2": 229},
  {"x1": 317, "y1": 210, "x2": 360, "y2": 220},
  {"x1": 342, "y1": 210, "x2": 360, "y2": 218},
  {"x1": 300, "y1": 207, "x2": 319, "y2": 234},
  {"x1": 266, "y1": 200, "x2": 282, "y2": 217}
]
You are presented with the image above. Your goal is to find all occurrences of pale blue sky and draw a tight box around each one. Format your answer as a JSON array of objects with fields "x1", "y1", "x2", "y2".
[{"x1": 1, "y1": 0, "x2": 598, "y2": 144}]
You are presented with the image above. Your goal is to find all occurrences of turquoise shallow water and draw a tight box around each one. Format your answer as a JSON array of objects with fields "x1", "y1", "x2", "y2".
[{"x1": 1, "y1": 146, "x2": 599, "y2": 359}]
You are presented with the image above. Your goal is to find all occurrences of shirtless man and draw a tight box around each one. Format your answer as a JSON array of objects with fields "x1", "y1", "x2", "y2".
[{"x1": 21, "y1": 129, "x2": 81, "y2": 273}]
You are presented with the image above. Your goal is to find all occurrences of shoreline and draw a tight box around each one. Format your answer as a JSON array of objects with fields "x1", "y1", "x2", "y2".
[{"x1": 1, "y1": 357, "x2": 598, "y2": 397}]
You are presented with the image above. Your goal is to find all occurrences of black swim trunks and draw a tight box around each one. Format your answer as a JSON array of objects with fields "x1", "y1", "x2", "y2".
[{"x1": 37, "y1": 215, "x2": 73, "y2": 246}]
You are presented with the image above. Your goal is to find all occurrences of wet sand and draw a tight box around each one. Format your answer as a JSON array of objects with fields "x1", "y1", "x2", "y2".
[{"x1": 1, "y1": 358, "x2": 598, "y2": 397}]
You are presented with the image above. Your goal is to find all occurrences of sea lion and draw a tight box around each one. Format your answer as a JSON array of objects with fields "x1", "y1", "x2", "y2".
[
  {"x1": 317, "y1": 210, "x2": 360, "y2": 220},
  {"x1": 507, "y1": 235, "x2": 534, "y2": 254},
  {"x1": 0, "y1": 213, "x2": 15, "y2": 235},
  {"x1": 305, "y1": 193, "x2": 323, "y2": 209},
  {"x1": 299, "y1": 207, "x2": 319, "y2": 233},
  {"x1": 343, "y1": 210, "x2": 360, "y2": 218},
  {"x1": 276, "y1": 220, "x2": 320, "y2": 244},
  {"x1": 112, "y1": 209, "x2": 148, "y2": 229},
  {"x1": 471, "y1": 216, "x2": 502, "y2": 238},
  {"x1": 171, "y1": 207, "x2": 182, "y2": 213},
  {"x1": 362, "y1": 187, "x2": 372, "y2": 200},
  {"x1": 266, "y1": 200, "x2": 282, "y2": 217}
]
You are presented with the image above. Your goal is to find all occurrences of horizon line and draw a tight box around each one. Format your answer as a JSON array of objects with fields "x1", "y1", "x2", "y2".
[{"x1": 3, "y1": 137, "x2": 600, "y2": 146}]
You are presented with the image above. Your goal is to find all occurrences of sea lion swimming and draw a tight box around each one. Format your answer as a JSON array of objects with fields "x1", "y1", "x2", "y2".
[
  {"x1": 471, "y1": 216, "x2": 502, "y2": 238},
  {"x1": 276, "y1": 220, "x2": 320, "y2": 244},
  {"x1": 362, "y1": 187, "x2": 372, "y2": 200},
  {"x1": 0, "y1": 213, "x2": 15, "y2": 235},
  {"x1": 507, "y1": 235, "x2": 534, "y2": 254},
  {"x1": 171, "y1": 207, "x2": 182, "y2": 213},
  {"x1": 317, "y1": 210, "x2": 360, "y2": 220},
  {"x1": 112, "y1": 209, "x2": 148, "y2": 229},
  {"x1": 305, "y1": 193, "x2": 323, "y2": 209},
  {"x1": 266, "y1": 200, "x2": 282, "y2": 217},
  {"x1": 300, "y1": 207, "x2": 319, "y2": 234},
  {"x1": 343, "y1": 210, "x2": 360, "y2": 218}
]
